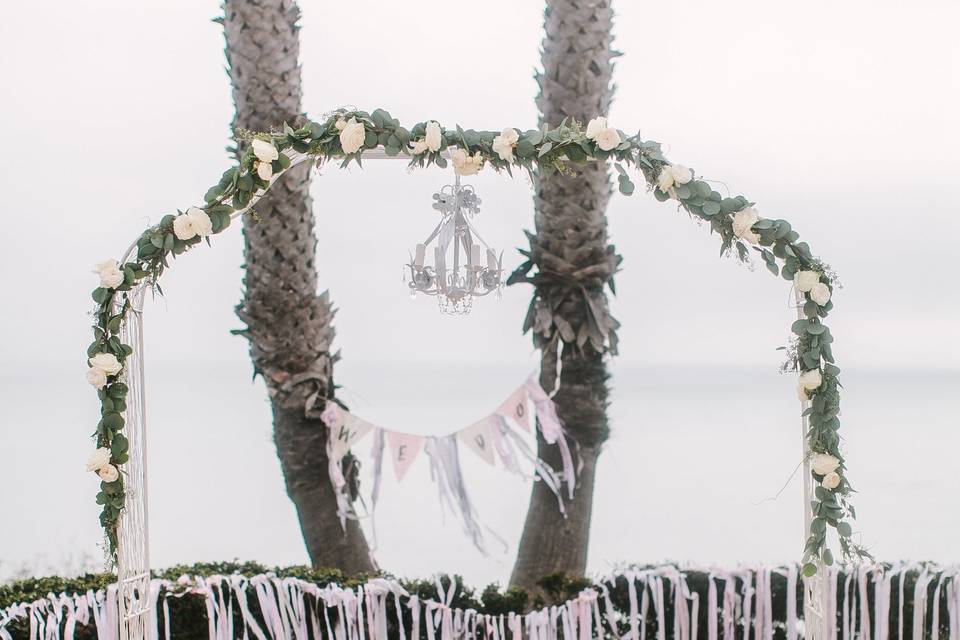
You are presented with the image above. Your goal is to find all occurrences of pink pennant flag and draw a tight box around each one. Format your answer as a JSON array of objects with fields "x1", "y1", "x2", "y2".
[
  {"x1": 458, "y1": 417, "x2": 496, "y2": 466},
  {"x1": 385, "y1": 431, "x2": 424, "y2": 482},
  {"x1": 495, "y1": 386, "x2": 531, "y2": 431},
  {"x1": 329, "y1": 412, "x2": 374, "y2": 459}
]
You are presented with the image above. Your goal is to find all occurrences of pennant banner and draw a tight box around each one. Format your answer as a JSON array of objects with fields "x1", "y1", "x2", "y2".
[
  {"x1": 386, "y1": 431, "x2": 424, "y2": 482},
  {"x1": 496, "y1": 386, "x2": 532, "y2": 431},
  {"x1": 319, "y1": 376, "x2": 574, "y2": 553},
  {"x1": 458, "y1": 418, "x2": 497, "y2": 467}
]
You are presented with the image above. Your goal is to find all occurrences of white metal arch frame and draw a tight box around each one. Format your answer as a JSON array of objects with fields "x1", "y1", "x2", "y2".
[{"x1": 112, "y1": 147, "x2": 831, "y2": 639}]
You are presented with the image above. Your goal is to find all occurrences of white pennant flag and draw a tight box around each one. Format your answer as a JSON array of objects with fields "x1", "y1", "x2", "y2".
[
  {"x1": 386, "y1": 431, "x2": 424, "y2": 482},
  {"x1": 495, "y1": 386, "x2": 531, "y2": 431},
  {"x1": 458, "y1": 417, "x2": 496, "y2": 467},
  {"x1": 329, "y1": 412, "x2": 374, "y2": 459}
]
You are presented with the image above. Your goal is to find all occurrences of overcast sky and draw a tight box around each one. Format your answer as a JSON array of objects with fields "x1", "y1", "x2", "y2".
[{"x1": 1, "y1": 0, "x2": 958, "y2": 583}]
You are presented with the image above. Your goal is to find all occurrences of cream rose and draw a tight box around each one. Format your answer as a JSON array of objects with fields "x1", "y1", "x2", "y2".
[
  {"x1": 798, "y1": 368, "x2": 822, "y2": 391},
  {"x1": 810, "y1": 282, "x2": 832, "y2": 306},
  {"x1": 794, "y1": 270, "x2": 820, "y2": 293},
  {"x1": 86, "y1": 447, "x2": 112, "y2": 472},
  {"x1": 173, "y1": 214, "x2": 196, "y2": 240},
  {"x1": 656, "y1": 165, "x2": 692, "y2": 192},
  {"x1": 185, "y1": 207, "x2": 213, "y2": 237},
  {"x1": 256, "y1": 160, "x2": 273, "y2": 181},
  {"x1": 89, "y1": 353, "x2": 122, "y2": 376},
  {"x1": 410, "y1": 139, "x2": 429, "y2": 155},
  {"x1": 585, "y1": 116, "x2": 608, "y2": 140},
  {"x1": 93, "y1": 260, "x2": 124, "y2": 289},
  {"x1": 732, "y1": 207, "x2": 761, "y2": 244},
  {"x1": 595, "y1": 127, "x2": 621, "y2": 151},
  {"x1": 98, "y1": 464, "x2": 120, "y2": 483},
  {"x1": 492, "y1": 128, "x2": 519, "y2": 161},
  {"x1": 796, "y1": 384, "x2": 809, "y2": 402},
  {"x1": 87, "y1": 367, "x2": 108, "y2": 389},
  {"x1": 335, "y1": 117, "x2": 348, "y2": 131},
  {"x1": 821, "y1": 471, "x2": 841, "y2": 490},
  {"x1": 424, "y1": 121, "x2": 442, "y2": 152},
  {"x1": 451, "y1": 149, "x2": 483, "y2": 176},
  {"x1": 251, "y1": 139, "x2": 279, "y2": 164},
  {"x1": 339, "y1": 117, "x2": 366, "y2": 154},
  {"x1": 810, "y1": 452, "x2": 840, "y2": 476}
]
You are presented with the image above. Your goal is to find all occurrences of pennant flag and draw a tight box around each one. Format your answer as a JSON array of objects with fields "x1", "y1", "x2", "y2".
[
  {"x1": 329, "y1": 412, "x2": 374, "y2": 459},
  {"x1": 458, "y1": 417, "x2": 496, "y2": 466},
  {"x1": 386, "y1": 431, "x2": 424, "y2": 482},
  {"x1": 496, "y1": 386, "x2": 531, "y2": 431}
]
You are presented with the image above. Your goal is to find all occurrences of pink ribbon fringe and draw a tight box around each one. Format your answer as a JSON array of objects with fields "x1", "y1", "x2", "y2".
[{"x1": 3, "y1": 563, "x2": 958, "y2": 640}]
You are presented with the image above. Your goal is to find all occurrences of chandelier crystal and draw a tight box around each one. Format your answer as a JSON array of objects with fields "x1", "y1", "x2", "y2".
[{"x1": 405, "y1": 174, "x2": 503, "y2": 315}]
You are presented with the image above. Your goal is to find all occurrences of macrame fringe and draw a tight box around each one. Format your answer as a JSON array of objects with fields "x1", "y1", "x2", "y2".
[{"x1": 3, "y1": 564, "x2": 958, "y2": 640}]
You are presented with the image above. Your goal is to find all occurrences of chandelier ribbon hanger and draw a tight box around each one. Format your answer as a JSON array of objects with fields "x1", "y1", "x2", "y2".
[{"x1": 319, "y1": 376, "x2": 576, "y2": 554}]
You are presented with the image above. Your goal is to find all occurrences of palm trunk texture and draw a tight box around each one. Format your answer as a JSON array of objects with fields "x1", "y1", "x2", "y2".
[
  {"x1": 510, "y1": 0, "x2": 619, "y2": 591},
  {"x1": 223, "y1": 0, "x2": 375, "y2": 574}
]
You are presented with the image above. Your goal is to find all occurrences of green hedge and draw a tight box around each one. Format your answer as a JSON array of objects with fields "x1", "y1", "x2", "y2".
[{"x1": 1, "y1": 562, "x2": 953, "y2": 640}]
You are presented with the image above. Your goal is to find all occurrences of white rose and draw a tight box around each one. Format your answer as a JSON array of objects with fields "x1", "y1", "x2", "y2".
[
  {"x1": 492, "y1": 139, "x2": 514, "y2": 162},
  {"x1": 87, "y1": 367, "x2": 108, "y2": 389},
  {"x1": 796, "y1": 384, "x2": 809, "y2": 402},
  {"x1": 492, "y1": 128, "x2": 519, "y2": 162},
  {"x1": 89, "y1": 352, "x2": 122, "y2": 376},
  {"x1": 594, "y1": 127, "x2": 621, "y2": 151},
  {"x1": 451, "y1": 149, "x2": 483, "y2": 176},
  {"x1": 339, "y1": 117, "x2": 366, "y2": 154},
  {"x1": 741, "y1": 228, "x2": 761, "y2": 245},
  {"x1": 185, "y1": 207, "x2": 213, "y2": 237},
  {"x1": 256, "y1": 160, "x2": 273, "y2": 181},
  {"x1": 98, "y1": 464, "x2": 120, "y2": 483},
  {"x1": 335, "y1": 117, "x2": 347, "y2": 131},
  {"x1": 173, "y1": 214, "x2": 196, "y2": 240},
  {"x1": 732, "y1": 207, "x2": 760, "y2": 242},
  {"x1": 251, "y1": 139, "x2": 279, "y2": 163},
  {"x1": 93, "y1": 259, "x2": 124, "y2": 289},
  {"x1": 798, "y1": 368, "x2": 822, "y2": 391},
  {"x1": 86, "y1": 447, "x2": 112, "y2": 472},
  {"x1": 585, "y1": 116, "x2": 608, "y2": 140},
  {"x1": 656, "y1": 165, "x2": 692, "y2": 192},
  {"x1": 410, "y1": 139, "x2": 429, "y2": 155},
  {"x1": 810, "y1": 452, "x2": 840, "y2": 476},
  {"x1": 657, "y1": 166, "x2": 676, "y2": 192},
  {"x1": 810, "y1": 282, "x2": 831, "y2": 306},
  {"x1": 821, "y1": 471, "x2": 841, "y2": 490},
  {"x1": 670, "y1": 165, "x2": 692, "y2": 185},
  {"x1": 499, "y1": 127, "x2": 519, "y2": 145},
  {"x1": 794, "y1": 270, "x2": 820, "y2": 293},
  {"x1": 424, "y1": 121, "x2": 442, "y2": 152}
]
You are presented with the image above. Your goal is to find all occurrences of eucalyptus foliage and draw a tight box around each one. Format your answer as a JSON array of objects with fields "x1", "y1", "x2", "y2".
[{"x1": 87, "y1": 108, "x2": 862, "y2": 572}]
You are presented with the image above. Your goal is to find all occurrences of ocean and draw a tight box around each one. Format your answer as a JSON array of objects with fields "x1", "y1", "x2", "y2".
[{"x1": 1, "y1": 362, "x2": 957, "y2": 585}]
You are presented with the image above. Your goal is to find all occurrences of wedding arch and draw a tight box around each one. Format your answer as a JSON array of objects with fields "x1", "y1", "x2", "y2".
[{"x1": 84, "y1": 108, "x2": 863, "y2": 639}]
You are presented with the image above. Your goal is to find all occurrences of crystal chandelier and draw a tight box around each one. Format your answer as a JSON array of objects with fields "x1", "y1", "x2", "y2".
[{"x1": 405, "y1": 174, "x2": 503, "y2": 315}]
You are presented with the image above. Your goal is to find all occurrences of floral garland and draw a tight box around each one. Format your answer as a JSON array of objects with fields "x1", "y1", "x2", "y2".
[{"x1": 85, "y1": 108, "x2": 863, "y2": 573}]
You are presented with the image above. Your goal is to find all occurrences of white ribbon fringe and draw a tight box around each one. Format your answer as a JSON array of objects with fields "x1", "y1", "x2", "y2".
[{"x1": 2, "y1": 565, "x2": 958, "y2": 640}]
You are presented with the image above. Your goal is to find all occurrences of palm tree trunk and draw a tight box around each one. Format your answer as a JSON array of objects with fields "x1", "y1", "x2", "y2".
[
  {"x1": 510, "y1": 0, "x2": 618, "y2": 591},
  {"x1": 223, "y1": 0, "x2": 375, "y2": 573}
]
